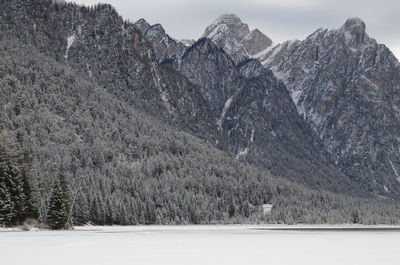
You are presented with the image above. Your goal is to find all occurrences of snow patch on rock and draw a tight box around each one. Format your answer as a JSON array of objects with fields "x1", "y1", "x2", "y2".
[
  {"x1": 389, "y1": 159, "x2": 400, "y2": 183},
  {"x1": 65, "y1": 33, "x2": 76, "y2": 59},
  {"x1": 218, "y1": 96, "x2": 234, "y2": 130},
  {"x1": 236, "y1": 148, "x2": 248, "y2": 160}
]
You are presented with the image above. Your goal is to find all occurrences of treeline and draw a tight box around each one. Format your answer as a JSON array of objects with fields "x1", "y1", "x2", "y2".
[
  {"x1": 0, "y1": 38, "x2": 400, "y2": 228},
  {"x1": 0, "y1": 131, "x2": 72, "y2": 229},
  {"x1": 0, "y1": 131, "x2": 38, "y2": 225}
]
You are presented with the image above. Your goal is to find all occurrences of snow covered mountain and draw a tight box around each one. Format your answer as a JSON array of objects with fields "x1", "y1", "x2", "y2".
[
  {"x1": 270, "y1": 17, "x2": 400, "y2": 195},
  {"x1": 200, "y1": 14, "x2": 400, "y2": 196},
  {"x1": 202, "y1": 14, "x2": 273, "y2": 63},
  {"x1": 133, "y1": 18, "x2": 357, "y2": 194}
]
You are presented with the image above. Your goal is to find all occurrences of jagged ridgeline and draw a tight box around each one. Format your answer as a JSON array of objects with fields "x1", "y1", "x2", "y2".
[
  {"x1": 0, "y1": 0, "x2": 400, "y2": 226},
  {"x1": 0, "y1": 0, "x2": 363, "y2": 197},
  {"x1": 201, "y1": 14, "x2": 400, "y2": 197}
]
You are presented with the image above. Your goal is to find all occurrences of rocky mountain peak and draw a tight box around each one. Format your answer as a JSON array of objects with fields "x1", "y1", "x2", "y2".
[
  {"x1": 202, "y1": 13, "x2": 250, "y2": 42},
  {"x1": 133, "y1": 18, "x2": 151, "y2": 33},
  {"x1": 202, "y1": 14, "x2": 273, "y2": 62},
  {"x1": 146, "y1": 24, "x2": 166, "y2": 37},
  {"x1": 183, "y1": 38, "x2": 227, "y2": 59},
  {"x1": 341, "y1": 17, "x2": 366, "y2": 34},
  {"x1": 339, "y1": 17, "x2": 367, "y2": 47}
]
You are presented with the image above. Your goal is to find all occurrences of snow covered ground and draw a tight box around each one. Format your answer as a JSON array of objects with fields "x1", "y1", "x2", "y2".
[{"x1": 1, "y1": 225, "x2": 400, "y2": 265}]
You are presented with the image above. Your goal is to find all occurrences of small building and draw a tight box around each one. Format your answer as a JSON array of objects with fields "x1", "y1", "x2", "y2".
[{"x1": 262, "y1": 204, "x2": 273, "y2": 215}]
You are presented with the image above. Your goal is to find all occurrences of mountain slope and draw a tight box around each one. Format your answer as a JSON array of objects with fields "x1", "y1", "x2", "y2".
[
  {"x1": 3, "y1": 36, "x2": 399, "y2": 225},
  {"x1": 0, "y1": 0, "x2": 364, "y2": 196},
  {"x1": 0, "y1": 0, "x2": 221, "y2": 144},
  {"x1": 270, "y1": 18, "x2": 400, "y2": 196},
  {"x1": 179, "y1": 39, "x2": 348, "y2": 190},
  {"x1": 136, "y1": 23, "x2": 361, "y2": 194},
  {"x1": 200, "y1": 14, "x2": 400, "y2": 198}
]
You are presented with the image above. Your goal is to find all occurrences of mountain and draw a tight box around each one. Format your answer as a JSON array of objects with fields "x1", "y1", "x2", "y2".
[
  {"x1": 201, "y1": 14, "x2": 400, "y2": 198},
  {"x1": 1, "y1": 0, "x2": 358, "y2": 196},
  {"x1": 134, "y1": 18, "x2": 360, "y2": 195},
  {"x1": 1, "y1": 36, "x2": 291, "y2": 225},
  {"x1": 1, "y1": 0, "x2": 391, "y2": 198},
  {"x1": 1, "y1": 0, "x2": 223, "y2": 143},
  {"x1": 202, "y1": 14, "x2": 273, "y2": 63},
  {"x1": 268, "y1": 18, "x2": 400, "y2": 196}
]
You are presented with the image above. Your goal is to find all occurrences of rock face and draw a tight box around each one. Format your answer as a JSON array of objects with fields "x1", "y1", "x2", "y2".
[
  {"x1": 199, "y1": 14, "x2": 400, "y2": 197},
  {"x1": 258, "y1": 40, "x2": 301, "y2": 70},
  {"x1": 134, "y1": 22, "x2": 187, "y2": 63},
  {"x1": 269, "y1": 18, "x2": 400, "y2": 196},
  {"x1": 202, "y1": 14, "x2": 273, "y2": 62},
  {"x1": 138, "y1": 22, "x2": 359, "y2": 193}
]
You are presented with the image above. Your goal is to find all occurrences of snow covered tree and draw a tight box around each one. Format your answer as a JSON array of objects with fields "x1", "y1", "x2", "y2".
[
  {"x1": 0, "y1": 182, "x2": 15, "y2": 226},
  {"x1": 5, "y1": 164, "x2": 25, "y2": 223},
  {"x1": 0, "y1": 131, "x2": 38, "y2": 226},
  {"x1": 47, "y1": 178, "x2": 67, "y2": 229},
  {"x1": 47, "y1": 170, "x2": 71, "y2": 229},
  {"x1": 0, "y1": 152, "x2": 25, "y2": 225}
]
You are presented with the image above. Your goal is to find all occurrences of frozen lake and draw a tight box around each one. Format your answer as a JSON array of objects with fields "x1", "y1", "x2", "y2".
[{"x1": 1, "y1": 225, "x2": 400, "y2": 265}]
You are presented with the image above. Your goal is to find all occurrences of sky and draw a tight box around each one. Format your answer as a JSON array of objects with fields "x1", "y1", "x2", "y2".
[{"x1": 67, "y1": 0, "x2": 400, "y2": 59}]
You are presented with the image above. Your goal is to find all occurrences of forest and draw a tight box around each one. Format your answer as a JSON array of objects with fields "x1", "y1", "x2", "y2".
[{"x1": 1, "y1": 37, "x2": 400, "y2": 228}]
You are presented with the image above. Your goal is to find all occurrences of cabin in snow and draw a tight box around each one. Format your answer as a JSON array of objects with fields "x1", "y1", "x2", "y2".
[{"x1": 262, "y1": 204, "x2": 273, "y2": 215}]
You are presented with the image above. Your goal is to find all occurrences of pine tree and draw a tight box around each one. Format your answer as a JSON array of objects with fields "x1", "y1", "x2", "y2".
[
  {"x1": 72, "y1": 193, "x2": 90, "y2": 225},
  {"x1": 0, "y1": 131, "x2": 38, "y2": 225},
  {"x1": 0, "y1": 157, "x2": 24, "y2": 225},
  {"x1": 58, "y1": 170, "x2": 72, "y2": 227},
  {"x1": 17, "y1": 132, "x2": 38, "y2": 220},
  {"x1": 0, "y1": 182, "x2": 15, "y2": 226},
  {"x1": 47, "y1": 178, "x2": 68, "y2": 230},
  {"x1": 6, "y1": 164, "x2": 25, "y2": 223},
  {"x1": 47, "y1": 170, "x2": 71, "y2": 229}
]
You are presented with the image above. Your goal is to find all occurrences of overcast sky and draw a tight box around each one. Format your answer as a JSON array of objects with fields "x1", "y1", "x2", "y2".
[{"x1": 67, "y1": 0, "x2": 400, "y2": 59}]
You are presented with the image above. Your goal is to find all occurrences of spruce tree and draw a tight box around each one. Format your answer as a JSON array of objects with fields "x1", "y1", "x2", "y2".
[
  {"x1": 17, "y1": 133, "x2": 38, "y2": 220},
  {"x1": 47, "y1": 170, "x2": 71, "y2": 229},
  {"x1": 5, "y1": 164, "x2": 25, "y2": 224},
  {"x1": 0, "y1": 182, "x2": 15, "y2": 226},
  {"x1": 58, "y1": 170, "x2": 72, "y2": 227},
  {"x1": 47, "y1": 178, "x2": 68, "y2": 229},
  {"x1": 0, "y1": 131, "x2": 38, "y2": 225},
  {"x1": 0, "y1": 157, "x2": 24, "y2": 225}
]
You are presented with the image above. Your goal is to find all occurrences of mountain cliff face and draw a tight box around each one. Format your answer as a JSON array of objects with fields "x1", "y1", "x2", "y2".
[
  {"x1": 134, "y1": 19, "x2": 187, "y2": 64},
  {"x1": 201, "y1": 14, "x2": 400, "y2": 197},
  {"x1": 135, "y1": 20, "x2": 359, "y2": 194},
  {"x1": 269, "y1": 18, "x2": 400, "y2": 195}
]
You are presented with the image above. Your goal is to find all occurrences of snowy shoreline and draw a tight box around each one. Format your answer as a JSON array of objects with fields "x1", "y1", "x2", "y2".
[{"x1": 3, "y1": 224, "x2": 400, "y2": 233}]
